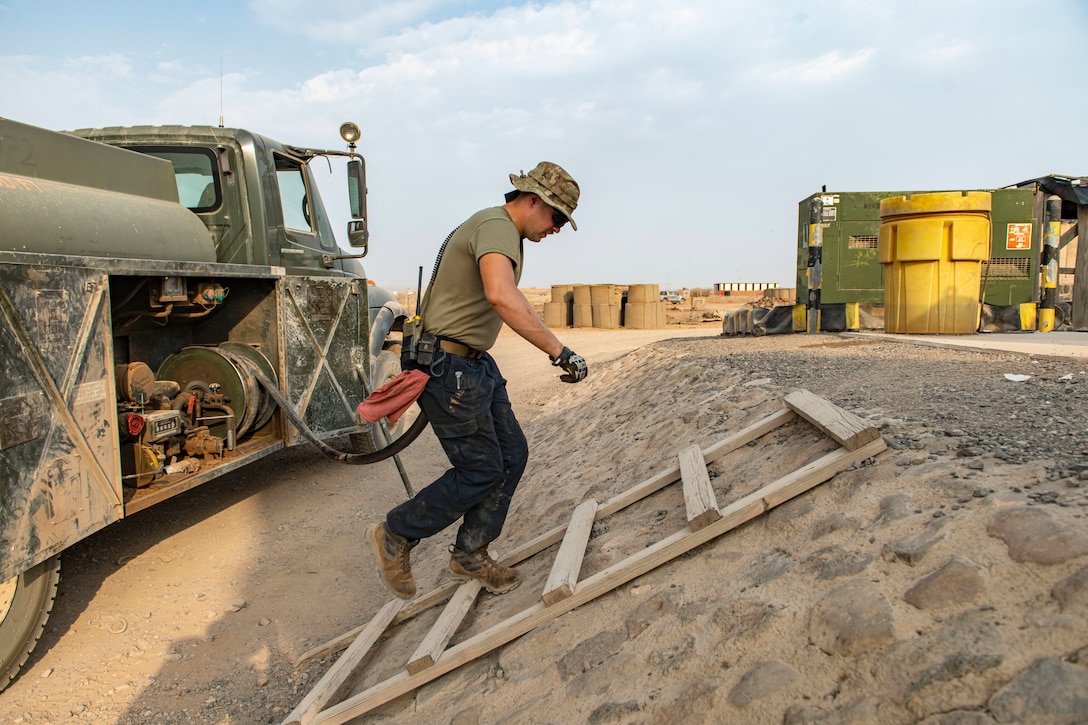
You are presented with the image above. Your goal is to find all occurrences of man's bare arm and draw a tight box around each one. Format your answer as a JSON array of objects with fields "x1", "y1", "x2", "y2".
[{"x1": 479, "y1": 253, "x2": 564, "y2": 358}]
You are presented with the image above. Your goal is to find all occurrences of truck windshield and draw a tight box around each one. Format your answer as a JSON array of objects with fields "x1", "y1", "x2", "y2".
[{"x1": 124, "y1": 146, "x2": 220, "y2": 212}]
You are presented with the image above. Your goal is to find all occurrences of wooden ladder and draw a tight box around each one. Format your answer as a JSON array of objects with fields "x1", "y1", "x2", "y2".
[{"x1": 284, "y1": 389, "x2": 885, "y2": 725}]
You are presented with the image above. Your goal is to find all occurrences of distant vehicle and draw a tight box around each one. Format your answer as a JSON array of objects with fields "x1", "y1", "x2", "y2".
[{"x1": 660, "y1": 290, "x2": 686, "y2": 304}]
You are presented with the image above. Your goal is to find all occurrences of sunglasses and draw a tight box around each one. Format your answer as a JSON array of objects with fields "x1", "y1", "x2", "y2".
[{"x1": 551, "y1": 209, "x2": 569, "y2": 229}]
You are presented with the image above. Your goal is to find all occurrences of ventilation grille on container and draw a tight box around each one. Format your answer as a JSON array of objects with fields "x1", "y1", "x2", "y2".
[
  {"x1": 984, "y1": 258, "x2": 1031, "y2": 278},
  {"x1": 848, "y1": 235, "x2": 879, "y2": 250}
]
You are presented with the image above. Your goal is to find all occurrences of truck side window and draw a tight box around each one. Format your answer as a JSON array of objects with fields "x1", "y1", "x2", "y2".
[
  {"x1": 275, "y1": 154, "x2": 313, "y2": 234},
  {"x1": 124, "y1": 146, "x2": 220, "y2": 212}
]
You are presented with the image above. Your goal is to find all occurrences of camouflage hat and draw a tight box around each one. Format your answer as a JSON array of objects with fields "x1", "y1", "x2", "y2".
[{"x1": 510, "y1": 161, "x2": 580, "y2": 231}]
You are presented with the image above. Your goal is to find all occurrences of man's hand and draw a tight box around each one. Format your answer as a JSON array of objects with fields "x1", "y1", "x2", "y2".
[{"x1": 550, "y1": 346, "x2": 587, "y2": 383}]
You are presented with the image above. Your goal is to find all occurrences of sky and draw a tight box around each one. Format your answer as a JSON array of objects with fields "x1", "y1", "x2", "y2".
[{"x1": 3, "y1": 0, "x2": 1087, "y2": 293}]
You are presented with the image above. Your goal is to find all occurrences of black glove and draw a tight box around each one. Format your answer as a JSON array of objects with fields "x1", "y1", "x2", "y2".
[{"x1": 550, "y1": 346, "x2": 587, "y2": 383}]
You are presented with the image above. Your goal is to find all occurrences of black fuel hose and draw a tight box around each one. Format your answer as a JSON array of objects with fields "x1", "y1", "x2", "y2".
[{"x1": 251, "y1": 369, "x2": 429, "y2": 465}]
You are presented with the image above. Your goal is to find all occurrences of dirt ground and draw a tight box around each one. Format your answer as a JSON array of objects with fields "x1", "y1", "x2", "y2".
[{"x1": 5, "y1": 291, "x2": 1088, "y2": 724}]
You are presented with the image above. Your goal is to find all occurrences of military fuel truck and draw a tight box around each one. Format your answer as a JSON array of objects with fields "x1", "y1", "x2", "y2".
[{"x1": 0, "y1": 117, "x2": 417, "y2": 688}]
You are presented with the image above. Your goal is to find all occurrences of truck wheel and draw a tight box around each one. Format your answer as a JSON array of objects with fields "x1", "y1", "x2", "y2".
[
  {"x1": 347, "y1": 346, "x2": 418, "y2": 452},
  {"x1": 0, "y1": 556, "x2": 61, "y2": 691}
]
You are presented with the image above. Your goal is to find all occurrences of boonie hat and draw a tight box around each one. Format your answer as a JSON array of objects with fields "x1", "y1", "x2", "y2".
[{"x1": 510, "y1": 161, "x2": 580, "y2": 230}]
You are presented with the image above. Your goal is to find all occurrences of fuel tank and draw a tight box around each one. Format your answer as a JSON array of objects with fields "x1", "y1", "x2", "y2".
[{"x1": 0, "y1": 118, "x2": 216, "y2": 262}]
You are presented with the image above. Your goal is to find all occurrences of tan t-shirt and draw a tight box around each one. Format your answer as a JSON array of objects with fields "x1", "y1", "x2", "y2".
[{"x1": 420, "y1": 207, "x2": 523, "y2": 351}]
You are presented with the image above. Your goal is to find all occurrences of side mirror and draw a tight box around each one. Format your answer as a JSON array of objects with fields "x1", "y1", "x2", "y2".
[
  {"x1": 346, "y1": 158, "x2": 369, "y2": 251},
  {"x1": 347, "y1": 220, "x2": 369, "y2": 255},
  {"x1": 347, "y1": 158, "x2": 366, "y2": 220}
]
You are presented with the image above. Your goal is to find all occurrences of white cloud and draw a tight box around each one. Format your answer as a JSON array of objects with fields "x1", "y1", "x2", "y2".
[
  {"x1": 3, "y1": 0, "x2": 1088, "y2": 288},
  {"x1": 250, "y1": 0, "x2": 449, "y2": 43},
  {"x1": 758, "y1": 48, "x2": 876, "y2": 84},
  {"x1": 0, "y1": 54, "x2": 143, "y2": 128},
  {"x1": 61, "y1": 52, "x2": 133, "y2": 78}
]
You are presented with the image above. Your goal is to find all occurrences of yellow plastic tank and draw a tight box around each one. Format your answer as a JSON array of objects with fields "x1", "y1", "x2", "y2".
[{"x1": 878, "y1": 191, "x2": 992, "y2": 334}]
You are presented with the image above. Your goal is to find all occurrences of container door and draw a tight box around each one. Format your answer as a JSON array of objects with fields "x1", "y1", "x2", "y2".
[
  {"x1": 279, "y1": 276, "x2": 370, "y2": 446},
  {"x1": 0, "y1": 262, "x2": 122, "y2": 581}
]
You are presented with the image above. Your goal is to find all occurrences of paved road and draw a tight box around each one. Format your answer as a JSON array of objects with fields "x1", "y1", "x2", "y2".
[{"x1": 848, "y1": 330, "x2": 1088, "y2": 360}]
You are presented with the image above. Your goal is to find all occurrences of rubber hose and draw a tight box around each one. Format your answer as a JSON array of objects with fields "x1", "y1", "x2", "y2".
[{"x1": 251, "y1": 369, "x2": 429, "y2": 465}]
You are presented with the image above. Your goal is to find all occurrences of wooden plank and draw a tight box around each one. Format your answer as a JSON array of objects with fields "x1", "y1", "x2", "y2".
[
  {"x1": 542, "y1": 499, "x2": 598, "y2": 605},
  {"x1": 293, "y1": 407, "x2": 797, "y2": 668},
  {"x1": 784, "y1": 389, "x2": 879, "y2": 451},
  {"x1": 306, "y1": 437, "x2": 887, "y2": 725},
  {"x1": 407, "y1": 581, "x2": 482, "y2": 674},
  {"x1": 679, "y1": 445, "x2": 720, "y2": 531},
  {"x1": 282, "y1": 598, "x2": 403, "y2": 725}
]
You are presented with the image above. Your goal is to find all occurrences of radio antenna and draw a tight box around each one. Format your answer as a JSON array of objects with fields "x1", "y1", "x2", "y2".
[
  {"x1": 415, "y1": 266, "x2": 423, "y2": 316},
  {"x1": 219, "y1": 59, "x2": 224, "y2": 128}
]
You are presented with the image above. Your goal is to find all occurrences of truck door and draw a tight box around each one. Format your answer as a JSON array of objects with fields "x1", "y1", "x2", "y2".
[{"x1": 274, "y1": 154, "x2": 339, "y2": 271}]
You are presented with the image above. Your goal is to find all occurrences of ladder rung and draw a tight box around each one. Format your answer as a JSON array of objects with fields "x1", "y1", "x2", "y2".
[
  {"x1": 680, "y1": 444, "x2": 720, "y2": 531},
  {"x1": 542, "y1": 499, "x2": 598, "y2": 605},
  {"x1": 407, "y1": 580, "x2": 483, "y2": 674}
]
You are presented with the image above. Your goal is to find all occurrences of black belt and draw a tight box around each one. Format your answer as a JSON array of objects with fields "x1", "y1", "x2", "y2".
[{"x1": 438, "y1": 339, "x2": 484, "y2": 359}]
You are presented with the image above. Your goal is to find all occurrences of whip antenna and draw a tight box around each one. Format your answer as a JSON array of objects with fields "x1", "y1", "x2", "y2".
[{"x1": 219, "y1": 59, "x2": 224, "y2": 128}]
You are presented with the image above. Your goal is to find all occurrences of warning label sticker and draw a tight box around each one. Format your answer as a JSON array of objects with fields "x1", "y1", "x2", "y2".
[{"x1": 1006, "y1": 223, "x2": 1032, "y2": 250}]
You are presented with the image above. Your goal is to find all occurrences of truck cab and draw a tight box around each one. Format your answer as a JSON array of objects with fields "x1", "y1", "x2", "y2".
[{"x1": 70, "y1": 125, "x2": 359, "y2": 274}]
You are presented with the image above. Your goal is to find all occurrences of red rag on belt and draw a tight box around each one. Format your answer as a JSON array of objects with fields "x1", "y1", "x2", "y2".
[{"x1": 356, "y1": 368, "x2": 429, "y2": 424}]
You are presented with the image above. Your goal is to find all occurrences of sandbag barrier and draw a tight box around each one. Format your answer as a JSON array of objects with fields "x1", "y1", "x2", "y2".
[{"x1": 544, "y1": 283, "x2": 666, "y2": 330}]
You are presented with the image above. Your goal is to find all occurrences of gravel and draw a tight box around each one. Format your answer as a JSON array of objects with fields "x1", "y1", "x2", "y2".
[{"x1": 666, "y1": 334, "x2": 1088, "y2": 474}]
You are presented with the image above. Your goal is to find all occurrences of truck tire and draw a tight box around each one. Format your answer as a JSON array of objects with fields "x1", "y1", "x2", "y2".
[
  {"x1": 0, "y1": 555, "x2": 61, "y2": 691},
  {"x1": 347, "y1": 346, "x2": 418, "y2": 453}
]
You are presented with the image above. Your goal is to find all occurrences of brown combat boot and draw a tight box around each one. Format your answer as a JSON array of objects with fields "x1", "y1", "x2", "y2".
[
  {"x1": 448, "y1": 546, "x2": 522, "y2": 594},
  {"x1": 367, "y1": 522, "x2": 417, "y2": 599}
]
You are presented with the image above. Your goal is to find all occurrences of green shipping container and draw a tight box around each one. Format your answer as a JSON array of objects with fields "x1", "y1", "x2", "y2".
[{"x1": 796, "y1": 188, "x2": 1039, "y2": 307}]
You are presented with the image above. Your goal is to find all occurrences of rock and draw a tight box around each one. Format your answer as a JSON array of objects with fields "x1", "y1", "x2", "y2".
[
  {"x1": 809, "y1": 580, "x2": 895, "y2": 656},
  {"x1": 588, "y1": 701, "x2": 642, "y2": 724},
  {"x1": 803, "y1": 546, "x2": 873, "y2": 581},
  {"x1": 784, "y1": 697, "x2": 880, "y2": 725},
  {"x1": 647, "y1": 680, "x2": 716, "y2": 725},
  {"x1": 870, "y1": 493, "x2": 915, "y2": 529},
  {"x1": 728, "y1": 659, "x2": 799, "y2": 708},
  {"x1": 712, "y1": 598, "x2": 777, "y2": 642},
  {"x1": 987, "y1": 657, "x2": 1088, "y2": 723},
  {"x1": 811, "y1": 513, "x2": 863, "y2": 540},
  {"x1": 556, "y1": 630, "x2": 626, "y2": 680},
  {"x1": 987, "y1": 507, "x2": 1088, "y2": 564},
  {"x1": 1052, "y1": 565, "x2": 1088, "y2": 613},
  {"x1": 745, "y1": 549, "x2": 796, "y2": 587},
  {"x1": 647, "y1": 634, "x2": 695, "y2": 674},
  {"x1": 875, "y1": 610, "x2": 1003, "y2": 709},
  {"x1": 917, "y1": 711, "x2": 996, "y2": 724},
  {"x1": 882, "y1": 518, "x2": 948, "y2": 566},
  {"x1": 1023, "y1": 606, "x2": 1081, "y2": 629},
  {"x1": 766, "y1": 495, "x2": 816, "y2": 526},
  {"x1": 903, "y1": 557, "x2": 984, "y2": 611}
]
